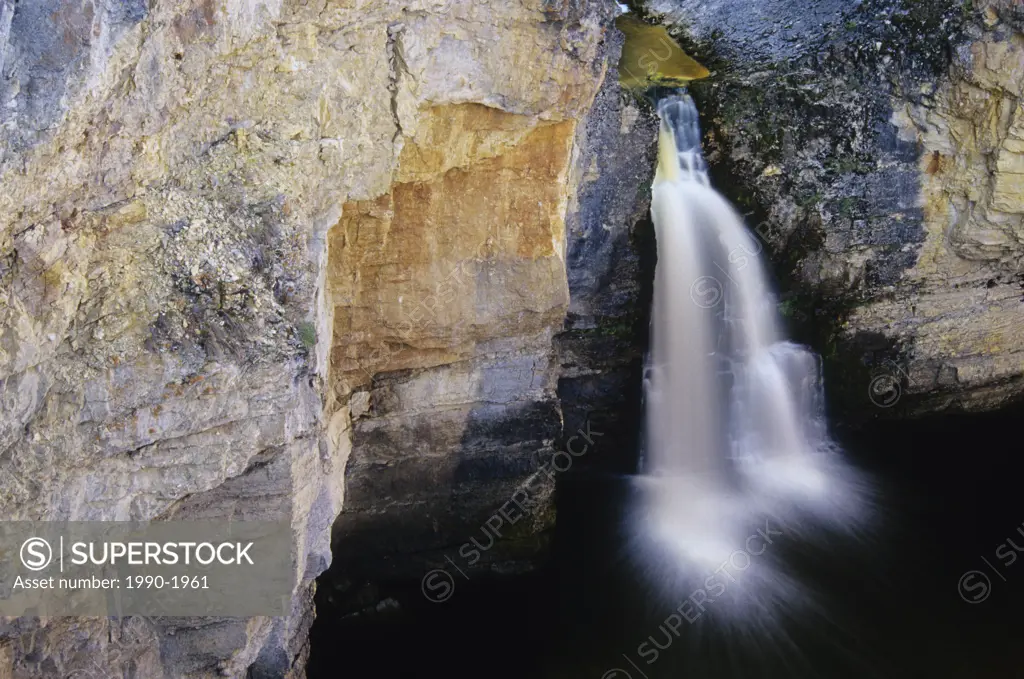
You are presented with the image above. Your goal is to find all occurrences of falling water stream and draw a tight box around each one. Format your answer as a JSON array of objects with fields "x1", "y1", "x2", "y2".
[{"x1": 632, "y1": 91, "x2": 868, "y2": 598}]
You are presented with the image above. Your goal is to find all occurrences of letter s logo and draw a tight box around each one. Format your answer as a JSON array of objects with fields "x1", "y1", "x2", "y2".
[
  {"x1": 20, "y1": 538, "x2": 52, "y2": 571},
  {"x1": 420, "y1": 569, "x2": 454, "y2": 603}
]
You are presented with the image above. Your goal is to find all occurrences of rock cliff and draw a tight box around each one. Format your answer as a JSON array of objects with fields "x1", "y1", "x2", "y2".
[
  {"x1": 0, "y1": 0, "x2": 627, "y2": 675},
  {"x1": 638, "y1": 0, "x2": 1024, "y2": 419}
]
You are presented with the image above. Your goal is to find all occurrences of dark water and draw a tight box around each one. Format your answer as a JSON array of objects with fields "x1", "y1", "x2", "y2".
[{"x1": 308, "y1": 408, "x2": 1024, "y2": 678}]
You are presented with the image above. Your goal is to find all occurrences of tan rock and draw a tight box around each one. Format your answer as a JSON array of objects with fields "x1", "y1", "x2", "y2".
[
  {"x1": 0, "y1": 0, "x2": 613, "y2": 675},
  {"x1": 854, "y1": 17, "x2": 1024, "y2": 409},
  {"x1": 328, "y1": 113, "x2": 577, "y2": 396}
]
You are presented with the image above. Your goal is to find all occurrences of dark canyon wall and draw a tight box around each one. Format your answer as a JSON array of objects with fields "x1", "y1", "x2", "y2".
[{"x1": 639, "y1": 0, "x2": 1024, "y2": 420}]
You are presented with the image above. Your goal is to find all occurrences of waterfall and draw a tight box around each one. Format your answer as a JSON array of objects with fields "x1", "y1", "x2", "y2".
[{"x1": 632, "y1": 92, "x2": 869, "y2": 597}]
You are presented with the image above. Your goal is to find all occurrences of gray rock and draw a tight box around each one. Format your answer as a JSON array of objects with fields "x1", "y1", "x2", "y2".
[{"x1": 638, "y1": 0, "x2": 1024, "y2": 420}]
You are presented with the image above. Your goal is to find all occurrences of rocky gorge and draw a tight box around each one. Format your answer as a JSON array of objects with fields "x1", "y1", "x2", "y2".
[{"x1": 0, "y1": 0, "x2": 1022, "y2": 677}]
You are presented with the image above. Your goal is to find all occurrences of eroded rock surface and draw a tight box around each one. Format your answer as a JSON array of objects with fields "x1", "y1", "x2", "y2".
[
  {"x1": 325, "y1": 2, "x2": 619, "y2": 586},
  {"x1": 0, "y1": 0, "x2": 625, "y2": 676}
]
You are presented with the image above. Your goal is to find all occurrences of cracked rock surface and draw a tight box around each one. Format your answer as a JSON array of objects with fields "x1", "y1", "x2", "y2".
[{"x1": 0, "y1": 0, "x2": 624, "y2": 676}]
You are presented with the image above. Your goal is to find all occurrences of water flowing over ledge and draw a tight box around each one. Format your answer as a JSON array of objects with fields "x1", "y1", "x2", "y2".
[{"x1": 632, "y1": 91, "x2": 873, "y2": 607}]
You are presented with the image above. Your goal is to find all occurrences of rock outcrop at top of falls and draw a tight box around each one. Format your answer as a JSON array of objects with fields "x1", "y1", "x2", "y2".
[{"x1": 637, "y1": 0, "x2": 1024, "y2": 419}]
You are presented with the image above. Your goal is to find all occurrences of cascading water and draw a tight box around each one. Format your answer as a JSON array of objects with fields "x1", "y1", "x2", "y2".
[{"x1": 631, "y1": 91, "x2": 870, "y2": 606}]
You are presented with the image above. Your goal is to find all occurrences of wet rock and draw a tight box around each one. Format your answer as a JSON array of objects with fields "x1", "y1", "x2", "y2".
[
  {"x1": 636, "y1": 0, "x2": 1024, "y2": 420},
  {"x1": 558, "y1": 44, "x2": 660, "y2": 474}
]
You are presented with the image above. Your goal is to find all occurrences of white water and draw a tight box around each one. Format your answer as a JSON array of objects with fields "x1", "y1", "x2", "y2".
[{"x1": 632, "y1": 93, "x2": 869, "y2": 604}]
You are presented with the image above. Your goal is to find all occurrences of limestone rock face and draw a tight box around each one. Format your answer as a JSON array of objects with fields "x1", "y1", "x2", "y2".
[
  {"x1": 325, "y1": 4, "x2": 618, "y2": 584},
  {"x1": 0, "y1": 0, "x2": 621, "y2": 675},
  {"x1": 640, "y1": 0, "x2": 1024, "y2": 419}
]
